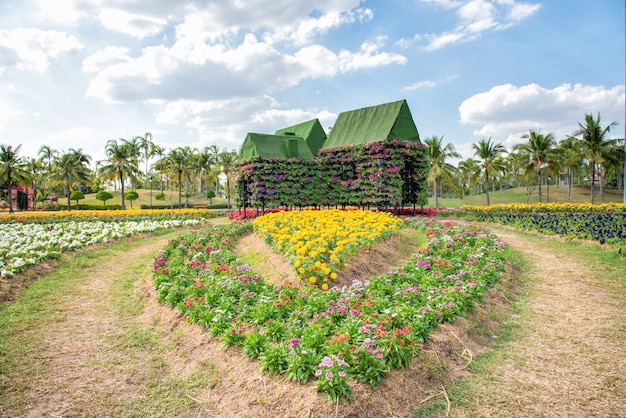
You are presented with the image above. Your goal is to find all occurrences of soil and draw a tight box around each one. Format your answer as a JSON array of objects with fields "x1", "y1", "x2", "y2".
[{"x1": 1, "y1": 219, "x2": 624, "y2": 417}]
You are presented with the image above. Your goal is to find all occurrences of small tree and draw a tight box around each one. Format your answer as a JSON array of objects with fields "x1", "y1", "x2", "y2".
[
  {"x1": 125, "y1": 191, "x2": 139, "y2": 208},
  {"x1": 70, "y1": 190, "x2": 85, "y2": 207},
  {"x1": 206, "y1": 189, "x2": 215, "y2": 204},
  {"x1": 155, "y1": 192, "x2": 165, "y2": 200},
  {"x1": 96, "y1": 190, "x2": 113, "y2": 206}
]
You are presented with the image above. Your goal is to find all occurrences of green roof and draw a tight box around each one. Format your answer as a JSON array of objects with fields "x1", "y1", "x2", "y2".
[
  {"x1": 238, "y1": 133, "x2": 315, "y2": 160},
  {"x1": 275, "y1": 119, "x2": 327, "y2": 156},
  {"x1": 323, "y1": 99, "x2": 420, "y2": 148}
]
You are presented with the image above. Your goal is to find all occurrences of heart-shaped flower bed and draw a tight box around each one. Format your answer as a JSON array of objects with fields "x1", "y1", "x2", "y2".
[{"x1": 153, "y1": 211, "x2": 506, "y2": 402}]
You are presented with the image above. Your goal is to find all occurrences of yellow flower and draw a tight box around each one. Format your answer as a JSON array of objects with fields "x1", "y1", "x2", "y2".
[
  {"x1": 321, "y1": 283, "x2": 329, "y2": 291},
  {"x1": 252, "y1": 208, "x2": 402, "y2": 289}
]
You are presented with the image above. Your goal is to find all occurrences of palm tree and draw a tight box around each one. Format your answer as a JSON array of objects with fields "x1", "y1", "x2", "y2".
[
  {"x1": 135, "y1": 132, "x2": 155, "y2": 183},
  {"x1": 37, "y1": 144, "x2": 57, "y2": 195},
  {"x1": 196, "y1": 146, "x2": 217, "y2": 194},
  {"x1": 423, "y1": 135, "x2": 461, "y2": 208},
  {"x1": 98, "y1": 139, "x2": 142, "y2": 210},
  {"x1": 457, "y1": 158, "x2": 480, "y2": 198},
  {"x1": 38, "y1": 145, "x2": 57, "y2": 170},
  {"x1": 571, "y1": 113, "x2": 618, "y2": 204},
  {"x1": 218, "y1": 149, "x2": 239, "y2": 209},
  {"x1": 50, "y1": 149, "x2": 92, "y2": 210},
  {"x1": 0, "y1": 144, "x2": 30, "y2": 213},
  {"x1": 207, "y1": 144, "x2": 221, "y2": 195},
  {"x1": 152, "y1": 144, "x2": 166, "y2": 193},
  {"x1": 506, "y1": 151, "x2": 529, "y2": 189},
  {"x1": 160, "y1": 146, "x2": 196, "y2": 208},
  {"x1": 492, "y1": 155, "x2": 508, "y2": 191},
  {"x1": 472, "y1": 137, "x2": 507, "y2": 206},
  {"x1": 511, "y1": 130, "x2": 556, "y2": 203},
  {"x1": 557, "y1": 137, "x2": 583, "y2": 200},
  {"x1": 25, "y1": 158, "x2": 44, "y2": 210}
]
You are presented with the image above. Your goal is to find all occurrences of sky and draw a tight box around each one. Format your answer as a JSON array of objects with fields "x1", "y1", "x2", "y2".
[{"x1": 0, "y1": 0, "x2": 624, "y2": 167}]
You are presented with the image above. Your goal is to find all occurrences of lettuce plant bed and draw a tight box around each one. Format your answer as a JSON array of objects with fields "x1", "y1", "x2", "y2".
[{"x1": 152, "y1": 211, "x2": 507, "y2": 402}]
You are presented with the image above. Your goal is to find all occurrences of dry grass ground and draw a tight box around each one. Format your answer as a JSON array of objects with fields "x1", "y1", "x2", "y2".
[
  {"x1": 445, "y1": 224, "x2": 626, "y2": 418},
  {"x1": 1, "y1": 218, "x2": 624, "y2": 417}
]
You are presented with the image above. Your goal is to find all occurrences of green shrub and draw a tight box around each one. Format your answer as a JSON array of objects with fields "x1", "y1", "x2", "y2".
[
  {"x1": 96, "y1": 190, "x2": 114, "y2": 206},
  {"x1": 125, "y1": 191, "x2": 139, "y2": 208},
  {"x1": 70, "y1": 190, "x2": 85, "y2": 206}
]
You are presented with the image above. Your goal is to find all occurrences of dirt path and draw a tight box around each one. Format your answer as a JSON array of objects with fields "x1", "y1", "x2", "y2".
[
  {"x1": 451, "y1": 225, "x2": 626, "y2": 418},
  {"x1": 2, "y1": 235, "x2": 178, "y2": 417}
]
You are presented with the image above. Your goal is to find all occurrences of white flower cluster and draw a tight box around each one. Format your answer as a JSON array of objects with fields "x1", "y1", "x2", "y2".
[{"x1": 0, "y1": 219, "x2": 199, "y2": 278}]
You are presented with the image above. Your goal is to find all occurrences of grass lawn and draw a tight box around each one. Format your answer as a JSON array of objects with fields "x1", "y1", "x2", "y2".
[
  {"x1": 75, "y1": 188, "x2": 228, "y2": 208},
  {"x1": 428, "y1": 184, "x2": 625, "y2": 208}
]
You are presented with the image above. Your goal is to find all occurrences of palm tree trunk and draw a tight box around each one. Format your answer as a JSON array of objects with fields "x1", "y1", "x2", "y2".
[
  {"x1": 66, "y1": 184, "x2": 71, "y2": 211},
  {"x1": 226, "y1": 177, "x2": 232, "y2": 209},
  {"x1": 485, "y1": 172, "x2": 490, "y2": 206},
  {"x1": 178, "y1": 171, "x2": 182, "y2": 208},
  {"x1": 590, "y1": 163, "x2": 595, "y2": 204},
  {"x1": 119, "y1": 170, "x2": 126, "y2": 210},
  {"x1": 537, "y1": 167, "x2": 542, "y2": 203},
  {"x1": 185, "y1": 179, "x2": 189, "y2": 207},
  {"x1": 567, "y1": 168, "x2": 572, "y2": 200},
  {"x1": 599, "y1": 166, "x2": 604, "y2": 200},
  {"x1": 8, "y1": 176, "x2": 14, "y2": 214},
  {"x1": 433, "y1": 177, "x2": 439, "y2": 209}
]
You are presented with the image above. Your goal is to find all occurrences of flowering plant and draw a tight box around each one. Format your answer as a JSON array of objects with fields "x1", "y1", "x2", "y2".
[
  {"x1": 314, "y1": 355, "x2": 352, "y2": 403},
  {"x1": 234, "y1": 139, "x2": 428, "y2": 211},
  {"x1": 253, "y1": 209, "x2": 402, "y2": 289},
  {"x1": 466, "y1": 204, "x2": 626, "y2": 254},
  {"x1": 152, "y1": 212, "x2": 507, "y2": 402}
]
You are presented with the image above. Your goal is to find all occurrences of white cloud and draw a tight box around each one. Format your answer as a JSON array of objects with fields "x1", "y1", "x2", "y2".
[
  {"x1": 263, "y1": 8, "x2": 374, "y2": 46},
  {"x1": 82, "y1": 46, "x2": 132, "y2": 72},
  {"x1": 405, "y1": 80, "x2": 437, "y2": 90},
  {"x1": 0, "y1": 28, "x2": 83, "y2": 72},
  {"x1": 412, "y1": 0, "x2": 541, "y2": 51},
  {"x1": 33, "y1": 0, "x2": 82, "y2": 24},
  {"x1": 174, "y1": 1, "x2": 365, "y2": 43},
  {"x1": 0, "y1": 99, "x2": 23, "y2": 130},
  {"x1": 85, "y1": 33, "x2": 405, "y2": 104},
  {"x1": 404, "y1": 74, "x2": 458, "y2": 90},
  {"x1": 419, "y1": 0, "x2": 464, "y2": 8},
  {"x1": 155, "y1": 96, "x2": 337, "y2": 151},
  {"x1": 98, "y1": 8, "x2": 168, "y2": 39},
  {"x1": 459, "y1": 83, "x2": 626, "y2": 144}
]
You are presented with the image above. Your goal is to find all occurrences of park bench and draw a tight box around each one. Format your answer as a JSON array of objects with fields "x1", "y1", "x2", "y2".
[{"x1": 194, "y1": 203, "x2": 208, "y2": 209}]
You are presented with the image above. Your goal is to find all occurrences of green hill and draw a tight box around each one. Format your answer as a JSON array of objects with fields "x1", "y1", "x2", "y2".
[{"x1": 428, "y1": 185, "x2": 624, "y2": 208}]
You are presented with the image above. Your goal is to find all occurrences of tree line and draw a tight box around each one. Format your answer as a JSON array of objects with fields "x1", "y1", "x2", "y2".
[
  {"x1": 424, "y1": 113, "x2": 625, "y2": 207},
  {"x1": 0, "y1": 133, "x2": 239, "y2": 213},
  {"x1": 2, "y1": 112, "x2": 624, "y2": 213}
]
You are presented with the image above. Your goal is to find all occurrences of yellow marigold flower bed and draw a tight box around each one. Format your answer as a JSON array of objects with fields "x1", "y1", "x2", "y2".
[
  {"x1": 252, "y1": 209, "x2": 403, "y2": 289},
  {"x1": 463, "y1": 202, "x2": 626, "y2": 214},
  {"x1": 0, "y1": 208, "x2": 211, "y2": 222}
]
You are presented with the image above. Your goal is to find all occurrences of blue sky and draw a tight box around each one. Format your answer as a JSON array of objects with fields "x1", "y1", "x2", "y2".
[{"x1": 0, "y1": 0, "x2": 624, "y2": 165}]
